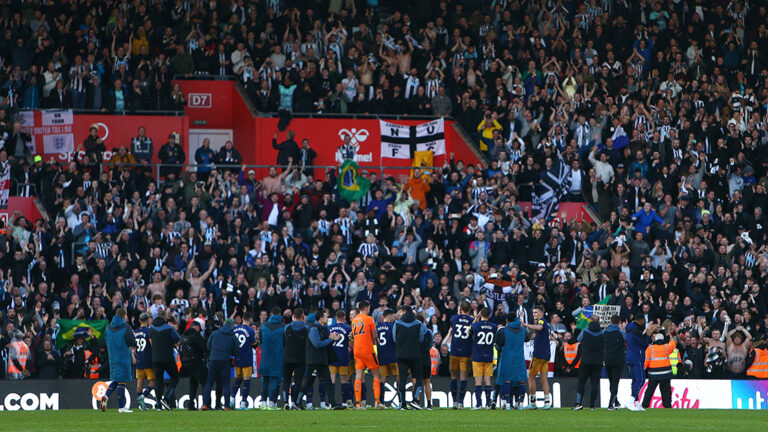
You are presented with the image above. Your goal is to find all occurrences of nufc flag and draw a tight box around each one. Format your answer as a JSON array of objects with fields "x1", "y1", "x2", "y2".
[{"x1": 380, "y1": 119, "x2": 446, "y2": 159}]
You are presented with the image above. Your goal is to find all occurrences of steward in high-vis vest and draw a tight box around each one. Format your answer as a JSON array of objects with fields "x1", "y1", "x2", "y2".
[
  {"x1": 670, "y1": 348, "x2": 680, "y2": 376},
  {"x1": 7, "y1": 330, "x2": 29, "y2": 379},
  {"x1": 641, "y1": 333, "x2": 675, "y2": 408},
  {"x1": 745, "y1": 347, "x2": 768, "y2": 379},
  {"x1": 563, "y1": 339, "x2": 581, "y2": 373}
]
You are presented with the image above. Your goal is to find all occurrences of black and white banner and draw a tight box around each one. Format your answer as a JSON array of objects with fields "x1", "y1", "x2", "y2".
[
  {"x1": 380, "y1": 119, "x2": 446, "y2": 159},
  {"x1": 0, "y1": 163, "x2": 9, "y2": 209},
  {"x1": 531, "y1": 155, "x2": 571, "y2": 221}
]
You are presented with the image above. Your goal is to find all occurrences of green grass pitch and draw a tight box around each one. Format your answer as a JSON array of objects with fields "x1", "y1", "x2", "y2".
[{"x1": 0, "y1": 409, "x2": 762, "y2": 432}]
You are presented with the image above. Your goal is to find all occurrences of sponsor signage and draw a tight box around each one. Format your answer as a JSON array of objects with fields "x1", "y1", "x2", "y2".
[
  {"x1": 0, "y1": 378, "x2": 578, "y2": 410},
  {"x1": 599, "y1": 379, "x2": 733, "y2": 409}
]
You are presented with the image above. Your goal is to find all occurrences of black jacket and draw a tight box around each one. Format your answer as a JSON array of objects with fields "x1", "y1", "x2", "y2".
[
  {"x1": 283, "y1": 320, "x2": 308, "y2": 364},
  {"x1": 603, "y1": 324, "x2": 626, "y2": 366},
  {"x1": 577, "y1": 321, "x2": 605, "y2": 366},
  {"x1": 305, "y1": 316, "x2": 333, "y2": 365},
  {"x1": 150, "y1": 317, "x2": 181, "y2": 363},
  {"x1": 180, "y1": 327, "x2": 206, "y2": 364},
  {"x1": 393, "y1": 310, "x2": 427, "y2": 360},
  {"x1": 272, "y1": 138, "x2": 299, "y2": 166}
]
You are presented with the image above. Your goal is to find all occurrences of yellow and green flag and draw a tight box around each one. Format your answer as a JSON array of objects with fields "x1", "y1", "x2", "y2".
[
  {"x1": 56, "y1": 319, "x2": 108, "y2": 349},
  {"x1": 576, "y1": 296, "x2": 611, "y2": 329},
  {"x1": 337, "y1": 160, "x2": 370, "y2": 203}
]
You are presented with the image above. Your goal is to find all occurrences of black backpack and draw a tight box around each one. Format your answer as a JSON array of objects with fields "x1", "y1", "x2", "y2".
[{"x1": 179, "y1": 333, "x2": 199, "y2": 363}]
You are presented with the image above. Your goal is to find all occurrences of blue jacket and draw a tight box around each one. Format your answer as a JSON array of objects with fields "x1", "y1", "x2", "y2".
[
  {"x1": 496, "y1": 317, "x2": 527, "y2": 385},
  {"x1": 207, "y1": 324, "x2": 239, "y2": 362},
  {"x1": 631, "y1": 209, "x2": 663, "y2": 235},
  {"x1": 105, "y1": 315, "x2": 135, "y2": 382},
  {"x1": 625, "y1": 321, "x2": 650, "y2": 364},
  {"x1": 259, "y1": 315, "x2": 285, "y2": 377},
  {"x1": 195, "y1": 147, "x2": 215, "y2": 173}
]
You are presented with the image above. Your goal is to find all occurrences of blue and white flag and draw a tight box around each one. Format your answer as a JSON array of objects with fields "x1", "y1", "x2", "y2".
[{"x1": 611, "y1": 125, "x2": 630, "y2": 150}]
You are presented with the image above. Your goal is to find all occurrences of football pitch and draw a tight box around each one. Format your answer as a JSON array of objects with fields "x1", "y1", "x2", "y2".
[{"x1": 0, "y1": 409, "x2": 762, "y2": 432}]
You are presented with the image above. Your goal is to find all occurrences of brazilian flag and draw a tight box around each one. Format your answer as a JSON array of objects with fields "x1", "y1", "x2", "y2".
[
  {"x1": 337, "y1": 160, "x2": 370, "y2": 203},
  {"x1": 576, "y1": 296, "x2": 610, "y2": 329},
  {"x1": 56, "y1": 319, "x2": 108, "y2": 349}
]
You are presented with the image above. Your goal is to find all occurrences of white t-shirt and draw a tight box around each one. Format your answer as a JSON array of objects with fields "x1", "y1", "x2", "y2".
[{"x1": 268, "y1": 203, "x2": 279, "y2": 226}]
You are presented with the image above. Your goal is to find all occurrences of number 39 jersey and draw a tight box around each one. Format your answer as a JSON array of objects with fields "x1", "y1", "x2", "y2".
[
  {"x1": 450, "y1": 314, "x2": 474, "y2": 357},
  {"x1": 233, "y1": 324, "x2": 256, "y2": 367},
  {"x1": 134, "y1": 326, "x2": 153, "y2": 369},
  {"x1": 471, "y1": 320, "x2": 496, "y2": 363},
  {"x1": 328, "y1": 322, "x2": 351, "y2": 366}
]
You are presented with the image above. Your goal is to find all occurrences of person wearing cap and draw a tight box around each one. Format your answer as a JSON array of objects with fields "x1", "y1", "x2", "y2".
[
  {"x1": 642, "y1": 330, "x2": 676, "y2": 408},
  {"x1": 179, "y1": 318, "x2": 207, "y2": 410},
  {"x1": 157, "y1": 132, "x2": 185, "y2": 179},
  {"x1": 202, "y1": 317, "x2": 239, "y2": 410}
]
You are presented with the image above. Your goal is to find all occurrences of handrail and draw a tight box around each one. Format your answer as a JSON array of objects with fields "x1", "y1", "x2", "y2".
[{"x1": 72, "y1": 108, "x2": 184, "y2": 116}]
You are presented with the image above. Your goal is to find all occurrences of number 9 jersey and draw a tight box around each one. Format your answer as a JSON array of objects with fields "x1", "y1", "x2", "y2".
[{"x1": 233, "y1": 324, "x2": 256, "y2": 367}]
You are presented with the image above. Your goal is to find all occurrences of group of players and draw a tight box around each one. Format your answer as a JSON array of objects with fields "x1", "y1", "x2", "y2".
[{"x1": 98, "y1": 299, "x2": 553, "y2": 411}]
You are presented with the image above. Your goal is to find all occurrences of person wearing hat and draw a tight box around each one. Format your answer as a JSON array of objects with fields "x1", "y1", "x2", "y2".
[
  {"x1": 202, "y1": 317, "x2": 239, "y2": 410},
  {"x1": 63, "y1": 326, "x2": 98, "y2": 379},
  {"x1": 157, "y1": 132, "x2": 185, "y2": 179},
  {"x1": 179, "y1": 318, "x2": 207, "y2": 410},
  {"x1": 641, "y1": 330, "x2": 676, "y2": 408}
]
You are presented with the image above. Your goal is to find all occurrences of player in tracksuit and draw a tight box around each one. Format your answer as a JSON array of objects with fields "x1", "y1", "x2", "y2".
[
  {"x1": 392, "y1": 305, "x2": 428, "y2": 410},
  {"x1": 625, "y1": 317, "x2": 655, "y2": 411}
]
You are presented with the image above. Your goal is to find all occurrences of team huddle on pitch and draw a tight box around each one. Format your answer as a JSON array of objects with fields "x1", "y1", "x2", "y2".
[{"x1": 97, "y1": 299, "x2": 656, "y2": 412}]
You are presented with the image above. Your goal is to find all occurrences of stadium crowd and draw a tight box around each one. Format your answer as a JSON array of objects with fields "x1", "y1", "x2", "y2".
[{"x1": 1, "y1": 0, "x2": 768, "y2": 400}]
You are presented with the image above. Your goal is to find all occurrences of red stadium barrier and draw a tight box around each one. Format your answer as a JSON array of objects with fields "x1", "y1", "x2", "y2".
[
  {"x1": 36, "y1": 114, "x2": 190, "y2": 165},
  {"x1": 3, "y1": 197, "x2": 43, "y2": 226},
  {"x1": 174, "y1": 79, "x2": 482, "y2": 177}
]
